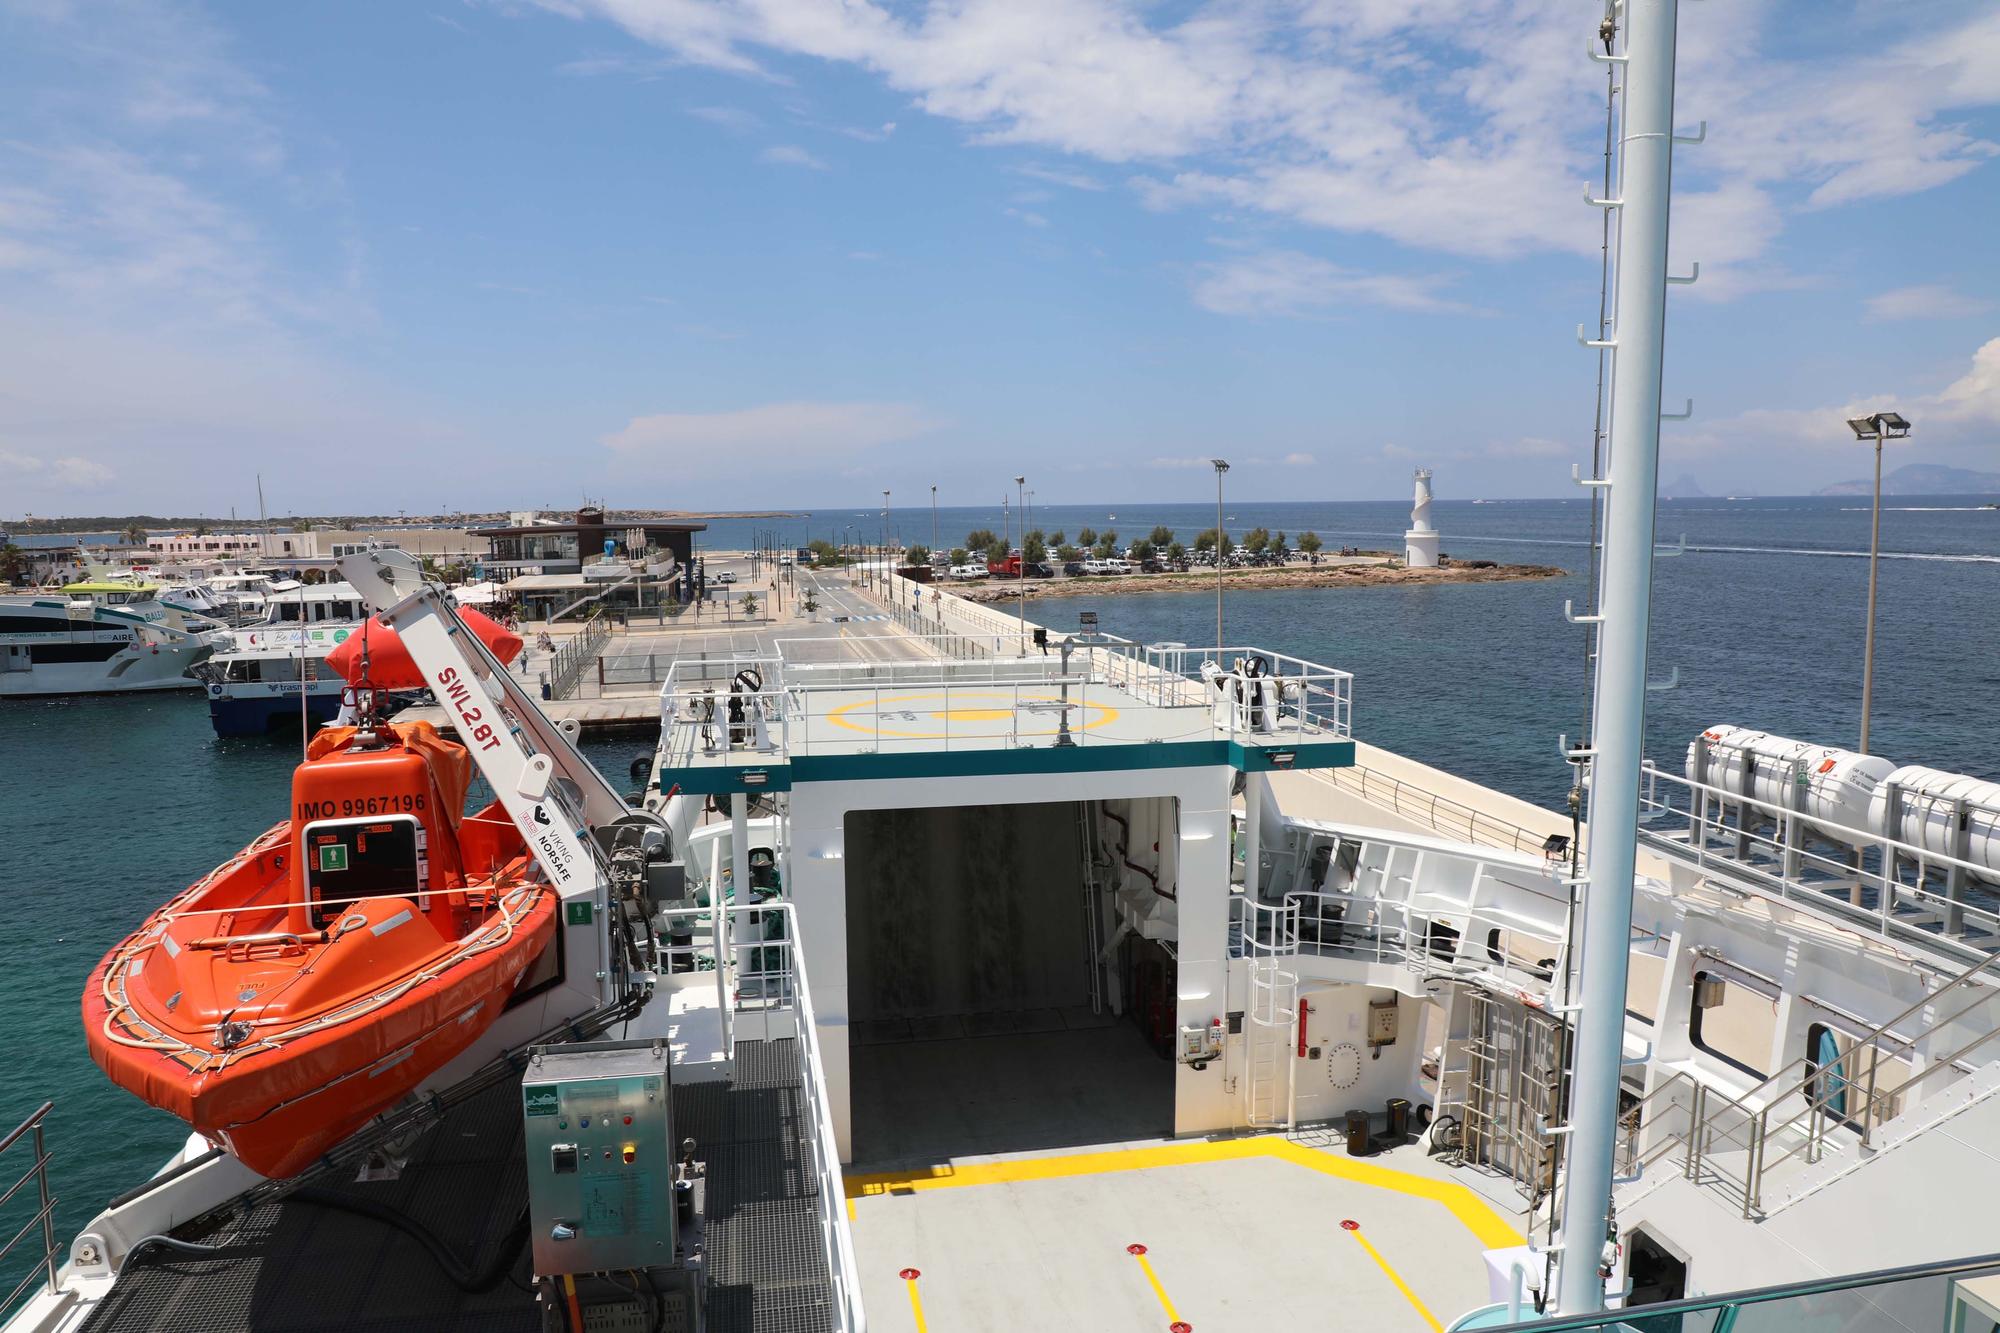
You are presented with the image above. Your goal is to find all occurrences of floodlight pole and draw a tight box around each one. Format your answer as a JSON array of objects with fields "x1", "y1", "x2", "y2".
[
  {"x1": 931, "y1": 484, "x2": 938, "y2": 558},
  {"x1": 1212, "y1": 459, "x2": 1230, "y2": 658},
  {"x1": 1847, "y1": 410, "x2": 1909, "y2": 754},
  {"x1": 1863, "y1": 429, "x2": 1883, "y2": 753},
  {"x1": 1016, "y1": 475, "x2": 1028, "y2": 652}
]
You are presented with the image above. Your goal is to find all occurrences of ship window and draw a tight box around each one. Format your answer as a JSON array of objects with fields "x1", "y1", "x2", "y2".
[
  {"x1": 1688, "y1": 970, "x2": 1771, "y2": 1079},
  {"x1": 303, "y1": 816, "x2": 425, "y2": 929},
  {"x1": 31, "y1": 642, "x2": 126, "y2": 664}
]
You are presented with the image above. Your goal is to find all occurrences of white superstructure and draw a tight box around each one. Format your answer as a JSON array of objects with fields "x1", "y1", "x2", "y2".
[{"x1": 0, "y1": 583, "x2": 223, "y2": 697}]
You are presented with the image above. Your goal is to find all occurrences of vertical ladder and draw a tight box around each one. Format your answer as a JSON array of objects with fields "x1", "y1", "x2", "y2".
[
  {"x1": 1243, "y1": 896, "x2": 1299, "y2": 1129},
  {"x1": 1077, "y1": 804, "x2": 1106, "y2": 1014}
]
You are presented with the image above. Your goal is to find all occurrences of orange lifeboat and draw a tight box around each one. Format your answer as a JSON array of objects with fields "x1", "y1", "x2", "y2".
[{"x1": 83, "y1": 720, "x2": 558, "y2": 1178}]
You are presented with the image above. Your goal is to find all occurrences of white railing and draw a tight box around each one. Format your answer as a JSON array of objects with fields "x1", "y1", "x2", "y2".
[
  {"x1": 1636, "y1": 763, "x2": 2000, "y2": 955},
  {"x1": 1134, "y1": 644, "x2": 1354, "y2": 742},
  {"x1": 653, "y1": 904, "x2": 864, "y2": 1332},
  {"x1": 1313, "y1": 764, "x2": 1560, "y2": 859},
  {"x1": 657, "y1": 656, "x2": 790, "y2": 766}
]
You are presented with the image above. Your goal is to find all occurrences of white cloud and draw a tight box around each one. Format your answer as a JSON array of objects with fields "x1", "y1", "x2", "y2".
[
  {"x1": 1668, "y1": 337, "x2": 2000, "y2": 459},
  {"x1": 1003, "y1": 207, "x2": 1049, "y2": 228},
  {"x1": 1013, "y1": 163, "x2": 1106, "y2": 191},
  {"x1": 688, "y1": 105, "x2": 761, "y2": 134},
  {"x1": 1282, "y1": 452, "x2": 1315, "y2": 466},
  {"x1": 833, "y1": 121, "x2": 897, "y2": 142},
  {"x1": 1866, "y1": 284, "x2": 1994, "y2": 321},
  {"x1": 547, "y1": 0, "x2": 2000, "y2": 291},
  {"x1": 0, "y1": 449, "x2": 115, "y2": 492},
  {"x1": 760, "y1": 144, "x2": 828, "y2": 170},
  {"x1": 1191, "y1": 250, "x2": 1480, "y2": 317},
  {"x1": 1930, "y1": 336, "x2": 2000, "y2": 428},
  {"x1": 603, "y1": 402, "x2": 942, "y2": 463}
]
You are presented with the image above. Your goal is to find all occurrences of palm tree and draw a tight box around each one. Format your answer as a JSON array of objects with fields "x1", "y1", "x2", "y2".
[
  {"x1": 0, "y1": 543, "x2": 25, "y2": 587},
  {"x1": 121, "y1": 523, "x2": 146, "y2": 547}
]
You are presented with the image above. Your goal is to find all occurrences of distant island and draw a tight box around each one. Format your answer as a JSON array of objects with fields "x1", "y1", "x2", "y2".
[
  {"x1": 1816, "y1": 463, "x2": 2000, "y2": 497},
  {"x1": 1659, "y1": 473, "x2": 1709, "y2": 499}
]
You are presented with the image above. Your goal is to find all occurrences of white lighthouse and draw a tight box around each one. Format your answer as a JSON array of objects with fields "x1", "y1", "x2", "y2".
[{"x1": 1403, "y1": 468, "x2": 1439, "y2": 568}]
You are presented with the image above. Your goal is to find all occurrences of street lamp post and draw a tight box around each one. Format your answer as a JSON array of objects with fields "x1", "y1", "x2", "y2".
[
  {"x1": 1015, "y1": 475, "x2": 1028, "y2": 651},
  {"x1": 1845, "y1": 411, "x2": 1911, "y2": 753},
  {"x1": 1211, "y1": 459, "x2": 1230, "y2": 658},
  {"x1": 881, "y1": 490, "x2": 891, "y2": 593},
  {"x1": 930, "y1": 484, "x2": 938, "y2": 562}
]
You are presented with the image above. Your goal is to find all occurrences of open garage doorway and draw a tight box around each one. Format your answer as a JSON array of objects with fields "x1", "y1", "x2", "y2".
[{"x1": 844, "y1": 798, "x2": 1176, "y2": 1169}]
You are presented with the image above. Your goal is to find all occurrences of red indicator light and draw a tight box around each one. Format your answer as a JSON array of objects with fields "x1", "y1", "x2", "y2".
[{"x1": 623, "y1": 1115, "x2": 632, "y2": 1125}]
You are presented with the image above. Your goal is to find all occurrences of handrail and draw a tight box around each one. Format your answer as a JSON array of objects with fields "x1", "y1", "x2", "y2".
[
  {"x1": 546, "y1": 613, "x2": 610, "y2": 700},
  {"x1": 1315, "y1": 764, "x2": 1556, "y2": 859},
  {"x1": 1481, "y1": 1250, "x2": 2000, "y2": 1332},
  {"x1": 650, "y1": 905, "x2": 864, "y2": 1332},
  {"x1": 0, "y1": 1100, "x2": 59, "y2": 1315},
  {"x1": 1624, "y1": 932, "x2": 2000, "y2": 1217}
]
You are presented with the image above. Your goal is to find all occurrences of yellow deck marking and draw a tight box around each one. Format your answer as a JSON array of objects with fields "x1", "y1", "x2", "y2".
[
  {"x1": 901, "y1": 1269, "x2": 929, "y2": 1332},
  {"x1": 845, "y1": 1136, "x2": 1524, "y2": 1250},
  {"x1": 1127, "y1": 1245, "x2": 1184, "y2": 1327},
  {"x1": 1346, "y1": 1223, "x2": 1444, "y2": 1332},
  {"x1": 823, "y1": 690, "x2": 1119, "y2": 739}
]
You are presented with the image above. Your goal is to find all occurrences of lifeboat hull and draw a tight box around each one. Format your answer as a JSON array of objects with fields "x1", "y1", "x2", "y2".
[{"x1": 84, "y1": 869, "x2": 557, "y2": 1179}]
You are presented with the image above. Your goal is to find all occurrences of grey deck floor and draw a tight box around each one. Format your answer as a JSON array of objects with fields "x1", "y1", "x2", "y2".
[
  {"x1": 849, "y1": 1144, "x2": 1508, "y2": 1333},
  {"x1": 843, "y1": 1019, "x2": 1518, "y2": 1333}
]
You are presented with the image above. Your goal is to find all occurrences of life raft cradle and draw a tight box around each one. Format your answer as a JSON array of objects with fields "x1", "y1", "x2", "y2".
[{"x1": 94, "y1": 818, "x2": 547, "y2": 1080}]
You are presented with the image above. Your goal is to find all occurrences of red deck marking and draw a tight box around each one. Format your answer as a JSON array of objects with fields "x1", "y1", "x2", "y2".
[
  {"x1": 1340, "y1": 1219, "x2": 1360, "y2": 1231},
  {"x1": 899, "y1": 1267, "x2": 921, "y2": 1280},
  {"x1": 1127, "y1": 1243, "x2": 1148, "y2": 1255}
]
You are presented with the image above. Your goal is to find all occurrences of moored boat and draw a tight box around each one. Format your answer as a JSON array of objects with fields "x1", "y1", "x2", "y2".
[{"x1": 83, "y1": 716, "x2": 559, "y2": 1177}]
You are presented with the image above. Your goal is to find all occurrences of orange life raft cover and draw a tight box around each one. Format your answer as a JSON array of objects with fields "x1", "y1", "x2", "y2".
[{"x1": 325, "y1": 608, "x2": 522, "y2": 690}]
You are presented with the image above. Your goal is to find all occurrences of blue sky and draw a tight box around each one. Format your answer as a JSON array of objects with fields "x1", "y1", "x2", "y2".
[{"x1": 2, "y1": 0, "x2": 1997, "y2": 517}]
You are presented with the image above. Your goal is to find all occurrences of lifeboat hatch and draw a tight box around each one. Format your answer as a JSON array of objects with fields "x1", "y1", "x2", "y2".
[{"x1": 302, "y1": 815, "x2": 429, "y2": 928}]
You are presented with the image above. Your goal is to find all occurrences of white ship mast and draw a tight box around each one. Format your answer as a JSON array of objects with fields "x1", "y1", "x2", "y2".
[{"x1": 1557, "y1": 0, "x2": 1693, "y2": 1312}]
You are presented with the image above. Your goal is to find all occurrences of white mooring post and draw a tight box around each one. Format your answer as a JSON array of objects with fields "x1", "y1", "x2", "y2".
[{"x1": 1556, "y1": 0, "x2": 1684, "y2": 1314}]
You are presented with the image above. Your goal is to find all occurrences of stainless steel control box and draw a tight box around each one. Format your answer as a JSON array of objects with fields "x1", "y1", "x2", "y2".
[{"x1": 523, "y1": 1039, "x2": 676, "y2": 1276}]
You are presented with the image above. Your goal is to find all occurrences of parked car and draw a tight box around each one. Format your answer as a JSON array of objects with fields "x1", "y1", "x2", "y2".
[
  {"x1": 1062, "y1": 561, "x2": 1086, "y2": 577},
  {"x1": 715, "y1": 571, "x2": 738, "y2": 584},
  {"x1": 1081, "y1": 558, "x2": 1132, "y2": 575},
  {"x1": 948, "y1": 563, "x2": 989, "y2": 579}
]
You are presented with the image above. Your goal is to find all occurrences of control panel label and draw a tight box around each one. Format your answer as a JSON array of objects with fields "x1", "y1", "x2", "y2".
[{"x1": 524, "y1": 1085, "x2": 560, "y2": 1118}]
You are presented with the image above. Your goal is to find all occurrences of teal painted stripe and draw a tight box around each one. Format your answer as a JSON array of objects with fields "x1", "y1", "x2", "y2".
[
  {"x1": 658, "y1": 735, "x2": 1351, "y2": 793},
  {"x1": 660, "y1": 765, "x2": 794, "y2": 797},
  {"x1": 1228, "y1": 739, "x2": 1355, "y2": 772}
]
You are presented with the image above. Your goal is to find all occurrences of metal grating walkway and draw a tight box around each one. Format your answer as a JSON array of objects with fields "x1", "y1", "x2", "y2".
[{"x1": 76, "y1": 1039, "x2": 836, "y2": 1333}]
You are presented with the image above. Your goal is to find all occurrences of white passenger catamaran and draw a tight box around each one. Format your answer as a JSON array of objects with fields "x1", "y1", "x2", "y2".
[{"x1": 8, "y1": 4, "x2": 2000, "y2": 1331}]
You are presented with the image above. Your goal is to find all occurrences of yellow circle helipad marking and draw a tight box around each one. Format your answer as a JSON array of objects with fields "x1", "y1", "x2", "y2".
[{"x1": 825, "y1": 691, "x2": 1118, "y2": 739}]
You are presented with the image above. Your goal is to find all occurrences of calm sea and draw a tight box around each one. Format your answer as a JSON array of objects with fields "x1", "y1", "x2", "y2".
[{"x1": 3, "y1": 495, "x2": 1996, "y2": 1296}]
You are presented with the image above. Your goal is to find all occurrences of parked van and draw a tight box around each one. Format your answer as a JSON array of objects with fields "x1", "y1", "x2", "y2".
[
  {"x1": 1081, "y1": 558, "x2": 1132, "y2": 575},
  {"x1": 949, "y1": 563, "x2": 989, "y2": 579}
]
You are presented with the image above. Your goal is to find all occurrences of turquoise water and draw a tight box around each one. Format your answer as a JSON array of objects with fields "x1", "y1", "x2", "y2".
[{"x1": 3, "y1": 495, "x2": 1996, "y2": 1299}]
